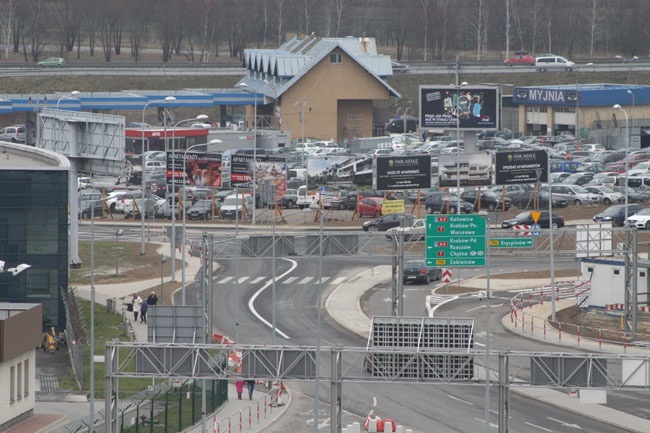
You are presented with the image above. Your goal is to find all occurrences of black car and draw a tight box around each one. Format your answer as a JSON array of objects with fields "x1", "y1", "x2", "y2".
[
  {"x1": 460, "y1": 190, "x2": 511, "y2": 211},
  {"x1": 402, "y1": 260, "x2": 442, "y2": 284},
  {"x1": 611, "y1": 186, "x2": 650, "y2": 203},
  {"x1": 507, "y1": 190, "x2": 568, "y2": 209},
  {"x1": 187, "y1": 199, "x2": 219, "y2": 220},
  {"x1": 592, "y1": 204, "x2": 643, "y2": 227},
  {"x1": 362, "y1": 213, "x2": 415, "y2": 232},
  {"x1": 502, "y1": 211, "x2": 565, "y2": 229},
  {"x1": 424, "y1": 191, "x2": 473, "y2": 214}
]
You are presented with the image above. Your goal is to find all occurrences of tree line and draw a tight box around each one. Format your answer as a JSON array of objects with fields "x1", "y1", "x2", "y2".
[{"x1": 0, "y1": 0, "x2": 647, "y2": 64}]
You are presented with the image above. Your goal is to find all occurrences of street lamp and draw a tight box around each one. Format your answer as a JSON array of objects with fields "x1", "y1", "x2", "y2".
[
  {"x1": 56, "y1": 90, "x2": 80, "y2": 109},
  {"x1": 238, "y1": 83, "x2": 258, "y2": 224},
  {"x1": 627, "y1": 89, "x2": 635, "y2": 122},
  {"x1": 298, "y1": 100, "x2": 309, "y2": 190},
  {"x1": 140, "y1": 96, "x2": 176, "y2": 257},
  {"x1": 613, "y1": 104, "x2": 630, "y2": 220},
  {"x1": 455, "y1": 82, "x2": 468, "y2": 214},
  {"x1": 574, "y1": 63, "x2": 593, "y2": 139},
  {"x1": 478, "y1": 210, "x2": 491, "y2": 431},
  {"x1": 114, "y1": 228, "x2": 123, "y2": 276},
  {"x1": 0, "y1": 260, "x2": 31, "y2": 276},
  {"x1": 169, "y1": 114, "x2": 209, "y2": 282},
  {"x1": 160, "y1": 256, "x2": 167, "y2": 305},
  {"x1": 616, "y1": 55, "x2": 639, "y2": 83},
  {"x1": 180, "y1": 139, "x2": 222, "y2": 305}
]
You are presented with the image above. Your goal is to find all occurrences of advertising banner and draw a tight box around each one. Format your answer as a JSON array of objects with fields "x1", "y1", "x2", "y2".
[
  {"x1": 375, "y1": 155, "x2": 431, "y2": 190},
  {"x1": 494, "y1": 150, "x2": 548, "y2": 185},
  {"x1": 419, "y1": 86, "x2": 499, "y2": 130},
  {"x1": 438, "y1": 153, "x2": 493, "y2": 187},
  {"x1": 166, "y1": 151, "x2": 222, "y2": 188},
  {"x1": 230, "y1": 155, "x2": 287, "y2": 190}
]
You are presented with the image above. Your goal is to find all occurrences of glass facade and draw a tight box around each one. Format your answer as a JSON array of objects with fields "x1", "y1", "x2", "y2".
[{"x1": 0, "y1": 169, "x2": 68, "y2": 331}]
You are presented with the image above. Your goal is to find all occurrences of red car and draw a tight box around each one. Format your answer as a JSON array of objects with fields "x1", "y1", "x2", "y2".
[
  {"x1": 358, "y1": 197, "x2": 384, "y2": 218},
  {"x1": 504, "y1": 51, "x2": 535, "y2": 66}
]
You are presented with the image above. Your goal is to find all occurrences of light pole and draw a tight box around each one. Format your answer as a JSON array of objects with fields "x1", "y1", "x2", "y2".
[
  {"x1": 160, "y1": 256, "x2": 166, "y2": 305},
  {"x1": 140, "y1": 96, "x2": 176, "y2": 257},
  {"x1": 238, "y1": 83, "x2": 258, "y2": 224},
  {"x1": 478, "y1": 210, "x2": 491, "y2": 431},
  {"x1": 0, "y1": 261, "x2": 31, "y2": 276},
  {"x1": 169, "y1": 114, "x2": 209, "y2": 282},
  {"x1": 299, "y1": 100, "x2": 309, "y2": 190},
  {"x1": 55, "y1": 90, "x2": 80, "y2": 109},
  {"x1": 180, "y1": 139, "x2": 221, "y2": 305},
  {"x1": 574, "y1": 63, "x2": 593, "y2": 139},
  {"x1": 627, "y1": 89, "x2": 635, "y2": 123},
  {"x1": 455, "y1": 82, "x2": 468, "y2": 214},
  {"x1": 614, "y1": 104, "x2": 630, "y2": 220},
  {"x1": 616, "y1": 55, "x2": 639, "y2": 83},
  {"x1": 114, "y1": 228, "x2": 123, "y2": 276}
]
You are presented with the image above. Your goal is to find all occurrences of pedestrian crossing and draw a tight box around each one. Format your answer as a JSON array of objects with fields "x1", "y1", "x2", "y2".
[{"x1": 217, "y1": 275, "x2": 348, "y2": 286}]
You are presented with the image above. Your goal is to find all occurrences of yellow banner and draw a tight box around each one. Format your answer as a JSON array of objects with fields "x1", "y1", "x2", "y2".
[{"x1": 382, "y1": 199, "x2": 405, "y2": 214}]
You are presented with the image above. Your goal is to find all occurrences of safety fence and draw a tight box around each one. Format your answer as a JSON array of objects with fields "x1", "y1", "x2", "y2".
[
  {"x1": 211, "y1": 386, "x2": 286, "y2": 433},
  {"x1": 509, "y1": 282, "x2": 650, "y2": 351}
]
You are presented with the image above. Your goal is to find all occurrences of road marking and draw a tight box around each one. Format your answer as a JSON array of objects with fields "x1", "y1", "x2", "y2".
[
  {"x1": 237, "y1": 276, "x2": 250, "y2": 283},
  {"x1": 250, "y1": 276, "x2": 265, "y2": 284},
  {"x1": 218, "y1": 276, "x2": 233, "y2": 284},
  {"x1": 299, "y1": 277, "x2": 314, "y2": 284},
  {"x1": 448, "y1": 395, "x2": 474, "y2": 405},
  {"x1": 332, "y1": 277, "x2": 346, "y2": 285},
  {"x1": 547, "y1": 417, "x2": 582, "y2": 429},
  {"x1": 283, "y1": 276, "x2": 298, "y2": 284},
  {"x1": 524, "y1": 421, "x2": 552, "y2": 432},
  {"x1": 316, "y1": 277, "x2": 330, "y2": 284},
  {"x1": 473, "y1": 418, "x2": 498, "y2": 428}
]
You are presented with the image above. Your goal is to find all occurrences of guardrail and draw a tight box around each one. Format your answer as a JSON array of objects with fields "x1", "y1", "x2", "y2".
[{"x1": 509, "y1": 282, "x2": 650, "y2": 351}]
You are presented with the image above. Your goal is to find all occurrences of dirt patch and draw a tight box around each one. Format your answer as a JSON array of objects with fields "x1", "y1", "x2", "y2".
[{"x1": 553, "y1": 306, "x2": 650, "y2": 343}]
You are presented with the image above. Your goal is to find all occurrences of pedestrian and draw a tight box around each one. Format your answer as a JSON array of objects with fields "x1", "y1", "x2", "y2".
[
  {"x1": 131, "y1": 294, "x2": 143, "y2": 322},
  {"x1": 140, "y1": 301, "x2": 148, "y2": 324},
  {"x1": 246, "y1": 380, "x2": 255, "y2": 400},
  {"x1": 235, "y1": 380, "x2": 245, "y2": 400},
  {"x1": 147, "y1": 291, "x2": 158, "y2": 306}
]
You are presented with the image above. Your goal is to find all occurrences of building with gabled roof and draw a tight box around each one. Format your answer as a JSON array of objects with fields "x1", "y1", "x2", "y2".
[{"x1": 237, "y1": 35, "x2": 400, "y2": 143}]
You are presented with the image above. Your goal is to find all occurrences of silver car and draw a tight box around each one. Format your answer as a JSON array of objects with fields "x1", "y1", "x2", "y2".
[{"x1": 0, "y1": 125, "x2": 25, "y2": 143}]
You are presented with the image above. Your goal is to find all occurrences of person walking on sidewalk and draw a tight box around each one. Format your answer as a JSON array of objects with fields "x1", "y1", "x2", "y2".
[
  {"x1": 131, "y1": 294, "x2": 143, "y2": 323},
  {"x1": 246, "y1": 380, "x2": 255, "y2": 400},
  {"x1": 235, "y1": 380, "x2": 245, "y2": 400},
  {"x1": 140, "y1": 301, "x2": 148, "y2": 324}
]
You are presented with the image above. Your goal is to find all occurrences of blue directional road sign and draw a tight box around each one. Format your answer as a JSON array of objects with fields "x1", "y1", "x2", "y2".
[{"x1": 531, "y1": 223, "x2": 541, "y2": 237}]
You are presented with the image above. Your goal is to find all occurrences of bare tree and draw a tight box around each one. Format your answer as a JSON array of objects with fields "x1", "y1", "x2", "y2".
[
  {"x1": 22, "y1": 0, "x2": 51, "y2": 62},
  {"x1": 0, "y1": 0, "x2": 17, "y2": 60},
  {"x1": 504, "y1": 0, "x2": 510, "y2": 58},
  {"x1": 275, "y1": 0, "x2": 287, "y2": 46},
  {"x1": 333, "y1": 0, "x2": 344, "y2": 37},
  {"x1": 418, "y1": 0, "x2": 431, "y2": 61},
  {"x1": 302, "y1": 0, "x2": 315, "y2": 35}
]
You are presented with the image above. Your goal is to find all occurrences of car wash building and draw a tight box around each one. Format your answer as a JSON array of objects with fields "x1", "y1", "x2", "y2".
[{"x1": 512, "y1": 83, "x2": 650, "y2": 150}]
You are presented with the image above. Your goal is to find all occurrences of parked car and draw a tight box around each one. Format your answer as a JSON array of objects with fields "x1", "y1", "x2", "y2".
[
  {"x1": 424, "y1": 191, "x2": 473, "y2": 214},
  {"x1": 187, "y1": 199, "x2": 219, "y2": 220},
  {"x1": 385, "y1": 218, "x2": 425, "y2": 241},
  {"x1": 593, "y1": 204, "x2": 643, "y2": 227},
  {"x1": 123, "y1": 198, "x2": 157, "y2": 219},
  {"x1": 362, "y1": 213, "x2": 415, "y2": 232},
  {"x1": 114, "y1": 190, "x2": 145, "y2": 213},
  {"x1": 0, "y1": 124, "x2": 26, "y2": 143},
  {"x1": 402, "y1": 260, "x2": 442, "y2": 284},
  {"x1": 460, "y1": 190, "x2": 511, "y2": 211},
  {"x1": 78, "y1": 189, "x2": 105, "y2": 219},
  {"x1": 535, "y1": 54, "x2": 575, "y2": 71},
  {"x1": 358, "y1": 197, "x2": 384, "y2": 218},
  {"x1": 561, "y1": 172, "x2": 594, "y2": 186},
  {"x1": 504, "y1": 51, "x2": 535, "y2": 66},
  {"x1": 544, "y1": 184, "x2": 598, "y2": 206},
  {"x1": 584, "y1": 186, "x2": 623, "y2": 205},
  {"x1": 37, "y1": 57, "x2": 65, "y2": 66},
  {"x1": 391, "y1": 61, "x2": 411, "y2": 73},
  {"x1": 220, "y1": 193, "x2": 254, "y2": 220},
  {"x1": 611, "y1": 186, "x2": 650, "y2": 203},
  {"x1": 502, "y1": 211, "x2": 565, "y2": 229},
  {"x1": 322, "y1": 191, "x2": 348, "y2": 210},
  {"x1": 626, "y1": 208, "x2": 650, "y2": 229}
]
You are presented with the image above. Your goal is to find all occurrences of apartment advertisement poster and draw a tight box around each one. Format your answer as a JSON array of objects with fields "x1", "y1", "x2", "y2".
[
  {"x1": 419, "y1": 85, "x2": 499, "y2": 130},
  {"x1": 375, "y1": 155, "x2": 431, "y2": 190},
  {"x1": 495, "y1": 150, "x2": 549, "y2": 185},
  {"x1": 166, "y1": 151, "x2": 222, "y2": 187},
  {"x1": 230, "y1": 155, "x2": 287, "y2": 190},
  {"x1": 438, "y1": 153, "x2": 493, "y2": 187}
]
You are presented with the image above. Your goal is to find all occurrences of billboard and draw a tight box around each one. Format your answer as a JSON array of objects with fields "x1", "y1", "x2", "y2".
[
  {"x1": 438, "y1": 153, "x2": 493, "y2": 188},
  {"x1": 495, "y1": 150, "x2": 549, "y2": 185},
  {"x1": 419, "y1": 85, "x2": 499, "y2": 130},
  {"x1": 230, "y1": 155, "x2": 287, "y2": 190},
  {"x1": 166, "y1": 151, "x2": 222, "y2": 188},
  {"x1": 375, "y1": 155, "x2": 431, "y2": 190}
]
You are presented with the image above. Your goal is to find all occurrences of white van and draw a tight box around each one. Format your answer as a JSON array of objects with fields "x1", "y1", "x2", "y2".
[
  {"x1": 535, "y1": 54, "x2": 575, "y2": 72},
  {"x1": 220, "y1": 193, "x2": 254, "y2": 219}
]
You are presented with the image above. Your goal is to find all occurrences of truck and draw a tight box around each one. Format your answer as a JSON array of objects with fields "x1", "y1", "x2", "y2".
[{"x1": 296, "y1": 185, "x2": 321, "y2": 209}]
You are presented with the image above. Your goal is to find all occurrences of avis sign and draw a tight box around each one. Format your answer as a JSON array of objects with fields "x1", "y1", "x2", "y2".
[{"x1": 425, "y1": 214, "x2": 486, "y2": 267}]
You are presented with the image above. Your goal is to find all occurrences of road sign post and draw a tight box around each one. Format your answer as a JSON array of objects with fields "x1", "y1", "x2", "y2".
[{"x1": 426, "y1": 215, "x2": 486, "y2": 267}]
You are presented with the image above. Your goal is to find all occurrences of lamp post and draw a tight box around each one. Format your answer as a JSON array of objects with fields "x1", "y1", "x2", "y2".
[
  {"x1": 403, "y1": 107, "x2": 412, "y2": 133},
  {"x1": 0, "y1": 261, "x2": 31, "y2": 276},
  {"x1": 114, "y1": 228, "x2": 123, "y2": 276},
  {"x1": 55, "y1": 90, "x2": 80, "y2": 109},
  {"x1": 238, "y1": 83, "x2": 258, "y2": 224},
  {"x1": 616, "y1": 55, "x2": 639, "y2": 83},
  {"x1": 455, "y1": 82, "x2": 468, "y2": 214},
  {"x1": 169, "y1": 114, "x2": 209, "y2": 282},
  {"x1": 180, "y1": 139, "x2": 221, "y2": 305},
  {"x1": 140, "y1": 96, "x2": 176, "y2": 257},
  {"x1": 478, "y1": 210, "x2": 491, "y2": 431},
  {"x1": 627, "y1": 89, "x2": 635, "y2": 124},
  {"x1": 160, "y1": 256, "x2": 166, "y2": 305},
  {"x1": 574, "y1": 63, "x2": 593, "y2": 139},
  {"x1": 300, "y1": 100, "x2": 309, "y2": 190},
  {"x1": 613, "y1": 104, "x2": 630, "y2": 220}
]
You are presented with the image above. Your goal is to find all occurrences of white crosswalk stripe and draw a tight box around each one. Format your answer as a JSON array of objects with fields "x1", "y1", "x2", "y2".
[
  {"x1": 283, "y1": 276, "x2": 299, "y2": 284},
  {"x1": 219, "y1": 275, "x2": 348, "y2": 285},
  {"x1": 299, "y1": 277, "x2": 314, "y2": 284},
  {"x1": 316, "y1": 277, "x2": 330, "y2": 284},
  {"x1": 237, "y1": 276, "x2": 250, "y2": 283},
  {"x1": 250, "y1": 276, "x2": 265, "y2": 284},
  {"x1": 331, "y1": 277, "x2": 346, "y2": 285},
  {"x1": 218, "y1": 276, "x2": 234, "y2": 284}
]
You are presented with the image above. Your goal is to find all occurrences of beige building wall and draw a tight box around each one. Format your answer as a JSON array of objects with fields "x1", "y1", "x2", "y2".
[{"x1": 280, "y1": 48, "x2": 390, "y2": 142}]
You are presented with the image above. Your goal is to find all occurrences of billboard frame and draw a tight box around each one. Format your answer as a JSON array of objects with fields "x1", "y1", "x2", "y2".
[
  {"x1": 375, "y1": 155, "x2": 432, "y2": 190},
  {"x1": 419, "y1": 85, "x2": 500, "y2": 131}
]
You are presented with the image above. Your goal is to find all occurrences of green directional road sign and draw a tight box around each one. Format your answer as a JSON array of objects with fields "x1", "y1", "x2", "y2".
[
  {"x1": 489, "y1": 238, "x2": 533, "y2": 248},
  {"x1": 425, "y1": 214, "x2": 486, "y2": 267}
]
